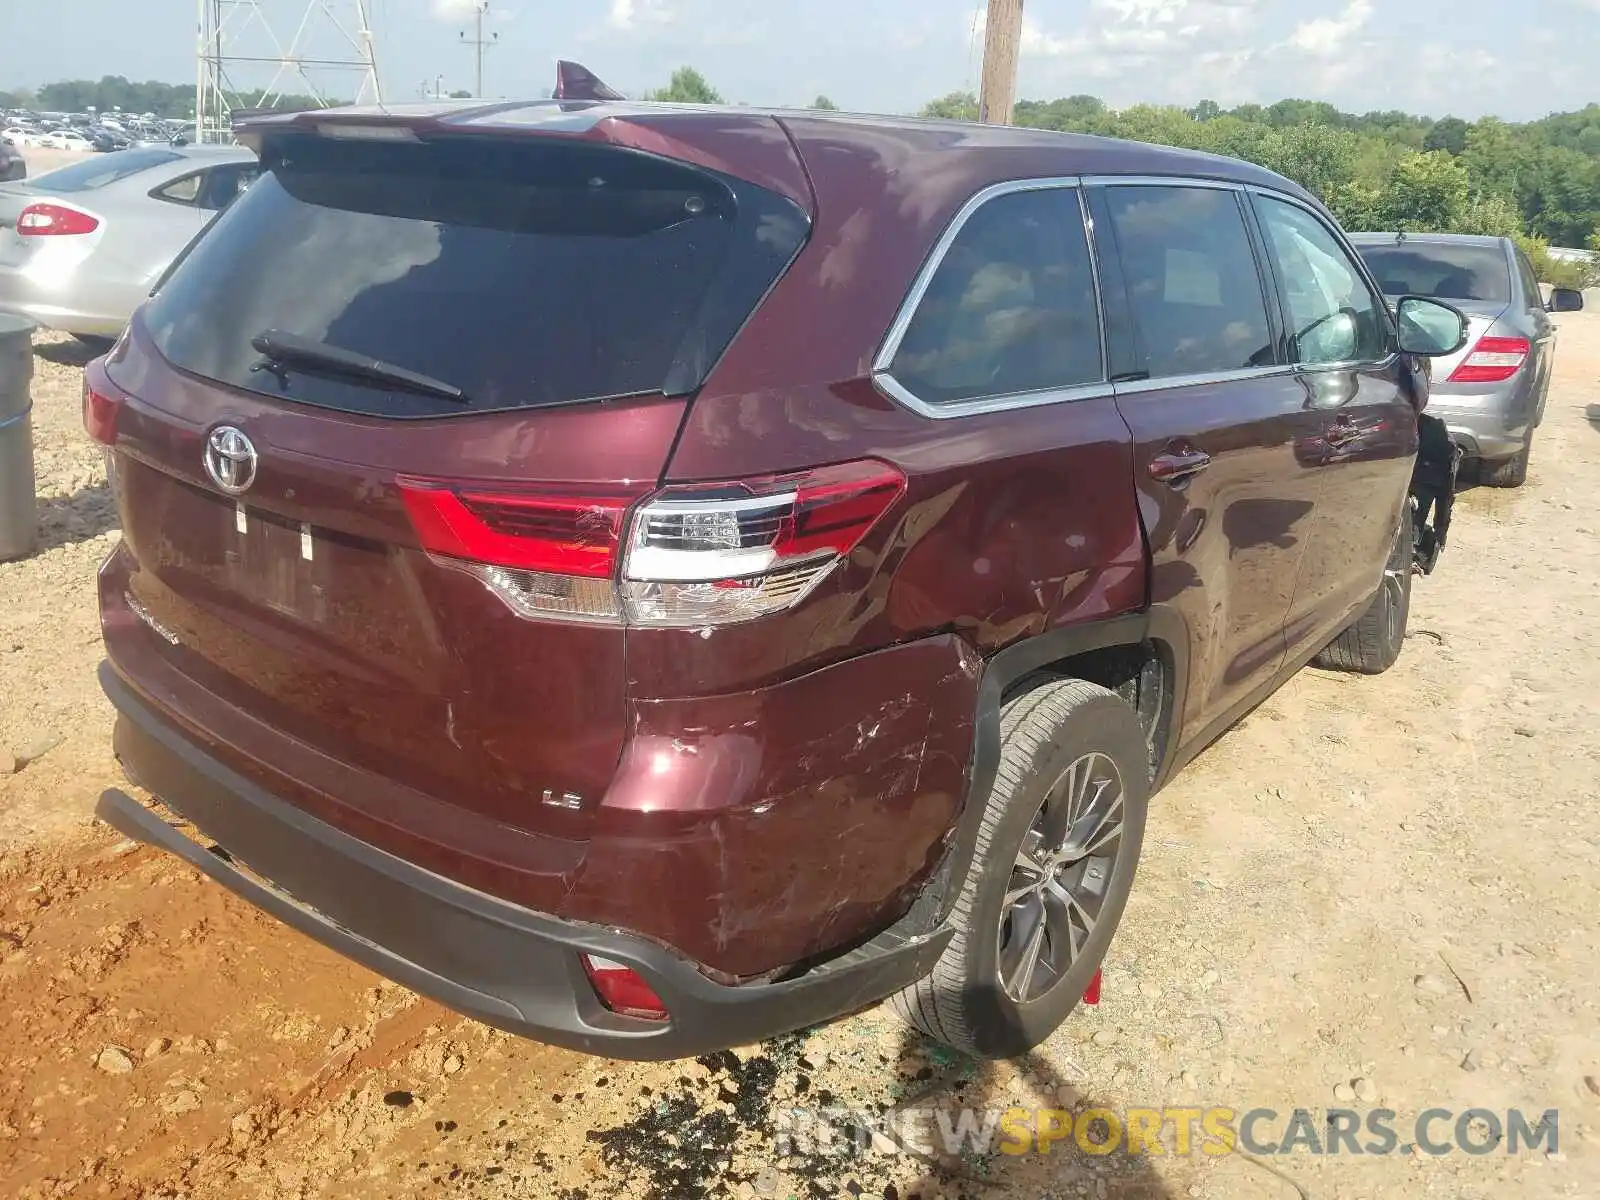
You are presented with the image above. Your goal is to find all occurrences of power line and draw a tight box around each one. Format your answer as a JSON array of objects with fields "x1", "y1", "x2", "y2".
[
  {"x1": 196, "y1": 0, "x2": 381, "y2": 142},
  {"x1": 458, "y1": 2, "x2": 498, "y2": 99}
]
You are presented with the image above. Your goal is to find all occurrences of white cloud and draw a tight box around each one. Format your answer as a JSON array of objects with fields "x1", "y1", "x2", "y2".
[
  {"x1": 1288, "y1": 0, "x2": 1374, "y2": 56},
  {"x1": 608, "y1": 0, "x2": 674, "y2": 32},
  {"x1": 1094, "y1": 0, "x2": 1190, "y2": 24},
  {"x1": 430, "y1": 0, "x2": 481, "y2": 19}
]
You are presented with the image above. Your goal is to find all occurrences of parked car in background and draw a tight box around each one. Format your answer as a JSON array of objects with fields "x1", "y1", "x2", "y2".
[
  {"x1": 0, "y1": 140, "x2": 23, "y2": 183},
  {"x1": 0, "y1": 144, "x2": 258, "y2": 345},
  {"x1": 1352, "y1": 232, "x2": 1584, "y2": 487},
  {"x1": 41, "y1": 130, "x2": 95, "y2": 152},
  {"x1": 3, "y1": 127, "x2": 41, "y2": 149},
  {"x1": 86, "y1": 130, "x2": 132, "y2": 154},
  {"x1": 90, "y1": 94, "x2": 1469, "y2": 1060}
]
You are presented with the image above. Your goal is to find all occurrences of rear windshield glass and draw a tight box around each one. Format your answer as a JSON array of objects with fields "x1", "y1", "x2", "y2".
[
  {"x1": 143, "y1": 133, "x2": 810, "y2": 417},
  {"x1": 1355, "y1": 242, "x2": 1511, "y2": 303},
  {"x1": 30, "y1": 148, "x2": 183, "y2": 192}
]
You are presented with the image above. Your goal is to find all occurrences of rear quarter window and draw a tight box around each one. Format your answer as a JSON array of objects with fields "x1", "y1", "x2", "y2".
[{"x1": 887, "y1": 187, "x2": 1103, "y2": 406}]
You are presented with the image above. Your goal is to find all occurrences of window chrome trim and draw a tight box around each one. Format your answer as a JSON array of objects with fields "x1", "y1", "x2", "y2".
[
  {"x1": 1112, "y1": 365, "x2": 1294, "y2": 396},
  {"x1": 1081, "y1": 174, "x2": 1244, "y2": 192},
  {"x1": 1076, "y1": 186, "x2": 1111, "y2": 384},
  {"x1": 1292, "y1": 352, "x2": 1401, "y2": 375},
  {"x1": 871, "y1": 173, "x2": 1370, "y2": 419},
  {"x1": 872, "y1": 373, "x2": 1114, "y2": 420}
]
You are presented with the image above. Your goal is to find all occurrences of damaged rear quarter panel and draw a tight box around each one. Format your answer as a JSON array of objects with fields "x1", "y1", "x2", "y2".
[{"x1": 568, "y1": 635, "x2": 981, "y2": 978}]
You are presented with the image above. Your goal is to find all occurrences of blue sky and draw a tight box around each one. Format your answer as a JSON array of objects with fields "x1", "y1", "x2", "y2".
[{"x1": 7, "y1": 0, "x2": 1600, "y2": 120}]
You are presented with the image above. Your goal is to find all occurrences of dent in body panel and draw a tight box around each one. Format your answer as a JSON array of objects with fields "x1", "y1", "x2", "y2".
[{"x1": 577, "y1": 636, "x2": 981, "y2": 977}]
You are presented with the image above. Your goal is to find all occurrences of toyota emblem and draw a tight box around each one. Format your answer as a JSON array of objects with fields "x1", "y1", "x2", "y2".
[{"x1": 204, "y1": 425, "x2": 258, "y2": 494}]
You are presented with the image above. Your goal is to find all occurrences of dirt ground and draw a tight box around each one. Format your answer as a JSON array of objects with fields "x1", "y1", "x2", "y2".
[{"x1": 2, "y1": 313, "x2": 1598, "y2": 1200}]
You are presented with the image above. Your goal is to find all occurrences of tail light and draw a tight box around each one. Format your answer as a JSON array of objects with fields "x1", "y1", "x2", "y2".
[
  {"x1": 83, "y1": 379, "x2": 122, "y2": 446},
  {"x1": 580, "y1": 954, "x2": 669, "y2": 1021},
  {"x1": 621, "y1": 460, "x2": 906, "y2": 627},
  {"x1": 1446, "y1": 335, "x2": 1528, "y2": 384},
  {"x1": 397, "y1": 479, "x2": 647, "y2": 624},
  {"x1": 17, "y1": 202, "x2": 100, "y2": 237},
  {"x1": 398, "y1": 459, "x2": 905, "y2": 628}
]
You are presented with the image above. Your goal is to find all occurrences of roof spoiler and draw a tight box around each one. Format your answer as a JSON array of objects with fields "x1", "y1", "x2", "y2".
[{"x1": 554, "y1": 61, "x2": 626, "y2": 102}]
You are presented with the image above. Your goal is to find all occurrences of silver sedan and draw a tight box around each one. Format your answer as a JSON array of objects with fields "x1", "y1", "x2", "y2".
[
  {"x1": 0, "y1": 144, "x2": 258, "y2": 345},
  {"x1": 1352, "y1": 232, "x2": 1584, "y2": 488}
]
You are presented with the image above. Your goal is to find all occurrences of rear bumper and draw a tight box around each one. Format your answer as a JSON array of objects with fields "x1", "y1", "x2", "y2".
[
  {"x1": 0, "y1": 262, "x2": 125, "y2": 337},
  {"x1": 100, "y1": 661, "x2": 953, "y2": 1060},
  {"x1": 1427, "y1": 385, "x2": 1529, "y2": 460}
]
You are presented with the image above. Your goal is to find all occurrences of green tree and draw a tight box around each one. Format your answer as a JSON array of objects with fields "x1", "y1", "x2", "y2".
[
  {"x1": 1251, "y1": 124, "x2": 1362, "y2": 201},
  {"x1": 1379, "y1": 152, "x2": 1471, "y2": 230},
  {"x1": 921, "y1": 91, "x2": 978, "y2": 121},
  {"x1": 1454, "y1": 192, "x2": 1525, "y2": 237},
  {"x1": 645, "y1": 67, "x2": 723, "y2": 105},
  {"x1": 810, "y1": 95, "x2": 838, "y2": 111},
  {"x1": 1423, "y1": 116, "x2": 1469, "y2": 156}
]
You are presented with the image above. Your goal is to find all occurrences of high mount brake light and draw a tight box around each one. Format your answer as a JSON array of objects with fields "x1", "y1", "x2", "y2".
[
  {"x1": 1446, "y1": 335, "x2": 1529, "y2": 384},
  {"x1": 397, "y1": 460, "x2": 906, "y2": 627}
]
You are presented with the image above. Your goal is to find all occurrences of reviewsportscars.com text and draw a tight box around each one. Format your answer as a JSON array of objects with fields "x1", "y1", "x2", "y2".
[{"x1": 775, "y1": 1104, "x2": 1560, "y2": 1159}]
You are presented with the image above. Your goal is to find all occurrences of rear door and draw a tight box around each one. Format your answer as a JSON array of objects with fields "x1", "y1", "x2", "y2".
[
  {"x1": 1248, "y1": 190, "x2": 1414, "y2": 652},
  {"x1": 1092, "y1": 179, "x2": 1323, "y2": 746},
  {"x1": 101, "y1": 127, "x2": 810, "y2": 850}
]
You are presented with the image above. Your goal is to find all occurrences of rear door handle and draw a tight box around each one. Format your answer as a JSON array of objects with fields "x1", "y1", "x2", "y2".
[{"x1": 1148, "y1": 447, "x2": 1212, "y2": 485}]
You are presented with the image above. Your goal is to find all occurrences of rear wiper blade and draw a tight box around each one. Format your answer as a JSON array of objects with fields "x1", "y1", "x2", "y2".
[{"x1": 250, "y1": 329, "x2": 468, "y2": 404}]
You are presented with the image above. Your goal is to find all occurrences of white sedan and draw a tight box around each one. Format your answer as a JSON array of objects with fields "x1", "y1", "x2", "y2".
[
  {"x1": 41, "y1": 131, "x2": 94, "y2": 151},
  {"x1": 2, "y1": 128, "x2": 41, "y2": 148}
]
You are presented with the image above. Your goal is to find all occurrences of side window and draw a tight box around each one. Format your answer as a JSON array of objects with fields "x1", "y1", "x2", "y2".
[
  {"x1": 1253, "y1": 194, "x2": 1386, "y2": 366},
  {"x1": 1515, "y1": 251, "x2": 1542, "y2": 309},
  {"x1": 1103, "y1": 185, "x2": 1275, "y2": 378},
  {"x1": 198, "y1": 164, "x2": 260, "y2": 212},
  {"x1": 154, "y1": 173, "x2": 203, "y2": 206},
  {"x1": 888, "y1": 188, "x2": 1103, "y2": 406}
]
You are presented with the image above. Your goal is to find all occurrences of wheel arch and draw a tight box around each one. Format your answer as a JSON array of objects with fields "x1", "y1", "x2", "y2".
[{"x1": 923, "y1": 607, "x2": 1190, "y2": 927}]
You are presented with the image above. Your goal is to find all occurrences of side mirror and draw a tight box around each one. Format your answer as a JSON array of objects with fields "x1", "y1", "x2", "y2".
[
  {"x1": 1395, "y1": 295, "x2": 1469, "y2": 357},
  {"x1": 1547, "y1": 287, "x2": 1585, "y2": 313}
]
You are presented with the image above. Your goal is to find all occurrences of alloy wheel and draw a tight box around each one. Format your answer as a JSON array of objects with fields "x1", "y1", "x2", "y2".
[{"x1": 997, "y1": 751, "x2": 1125, "y2": 1004}]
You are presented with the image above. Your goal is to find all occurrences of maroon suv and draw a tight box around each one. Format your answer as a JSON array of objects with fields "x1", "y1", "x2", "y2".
[{"x1": 90, "y1": 99, "x2": 1467, "y2": 1059}]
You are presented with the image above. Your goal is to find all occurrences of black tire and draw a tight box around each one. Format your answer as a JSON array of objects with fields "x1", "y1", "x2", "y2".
[
  {"x1": 890, "y1": 679, "x2": 1149, "y2": 1058},
  {"x1": 1313, "y1": 505, "x2": 1412, "y2": 674},
  {"x1": 1481, "y1": 437, "x2": 1530, "y2": 488}
]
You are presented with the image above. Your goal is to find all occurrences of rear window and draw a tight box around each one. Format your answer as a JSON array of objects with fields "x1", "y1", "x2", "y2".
[
  {"x1": 29, "y1": 147, "x2": 183, "y2": 192},
  {"x1": 1104, "y1": 184, "x2": 1276, "y2": 378},
  {"x1": 143, "y1": 133, "x2": 810, "y2": 417},
  {"x1": 1355, "y1": 242, "x2": 1511, "y2": 304}
]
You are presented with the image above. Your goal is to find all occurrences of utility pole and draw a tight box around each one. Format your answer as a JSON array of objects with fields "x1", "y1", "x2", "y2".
[
  {"x1": 978, "y1": 0, "x2": 1025, "y2": 126},
  {"x1": 458, "y1": 2, "x2": 498, "y2": 98}
]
